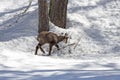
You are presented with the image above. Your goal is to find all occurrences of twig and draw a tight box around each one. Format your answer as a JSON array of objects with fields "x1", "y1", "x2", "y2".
[
  {"x1": 74, "y1": 38, "x2": 81, "y2": 49},
  {"x1": 60, "y1": 43, "x2": 75, "y2": 49},
  {"x1": 5, "y1": 0, "x2": 33, "y2": 27},
  {"x1": 21, "y1": 0, "x2": 33, "y2": 15}
]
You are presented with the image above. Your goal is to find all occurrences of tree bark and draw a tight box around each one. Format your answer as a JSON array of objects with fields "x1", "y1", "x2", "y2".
[
  {"x1": 49, "y1": 0, "x2": 68, "y2": 28},
  {"x1": 38, "y1": 0, "x2": 49, "y2": 33}
]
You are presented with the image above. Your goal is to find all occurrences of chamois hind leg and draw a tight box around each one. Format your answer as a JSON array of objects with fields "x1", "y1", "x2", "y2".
[
  {"x1": 39, "y1": 44, "x2": 45, "y2": 54},
  {"x1": 35, "y1": 43, "x2": 45, "y2": 55}
]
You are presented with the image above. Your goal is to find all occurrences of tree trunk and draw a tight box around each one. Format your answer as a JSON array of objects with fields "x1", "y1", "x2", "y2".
[
  {"x1": 38, "y1": 0, "x2": 49, "y2": 33},
  {"x1": 49, "y1": 0, "x2": 68, "y2": 28}
]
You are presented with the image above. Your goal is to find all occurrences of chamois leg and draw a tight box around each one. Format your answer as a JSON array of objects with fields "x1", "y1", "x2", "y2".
[
  {"x1": 55, "y1": 44, "x2": 60, "y2": 50},
  {"x1": 35, "y1": 43, "x2": 45, "y2": 55},
  {"x1": 39, "y1": 45, "x2": 45, "y2": 54},
  {"x1": 35, "y1": 44, "x2": 39, "y2": 55},
  {"x1": 48, "y1": 43, "x2": 54, "y2": 56},
  {"x1": 40, "y1": 47, "x2": 45, "y2": 54}
]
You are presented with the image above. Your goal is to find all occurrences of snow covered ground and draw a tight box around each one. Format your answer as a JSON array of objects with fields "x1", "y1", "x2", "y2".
[{"x1": 0, "y1": 0, "x2": 120, "y2": 80}]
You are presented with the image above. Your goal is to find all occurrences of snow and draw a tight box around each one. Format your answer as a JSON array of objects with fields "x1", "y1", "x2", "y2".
[
  {"x1": 0, "y1": 49, "x2": 120, "y2": 80},
  {"x1": 0, "y1": 0, "x2": 120, "y2": 80}
]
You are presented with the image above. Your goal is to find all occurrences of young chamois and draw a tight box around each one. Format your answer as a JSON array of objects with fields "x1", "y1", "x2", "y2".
[{"x1": 35, "y1": 31, "x2": 68, "y2": 56}]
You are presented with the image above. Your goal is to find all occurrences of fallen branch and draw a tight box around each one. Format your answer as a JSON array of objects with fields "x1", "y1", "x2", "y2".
[{"x1": 59, "y1": 43, "x2": 75, "y2": 49}]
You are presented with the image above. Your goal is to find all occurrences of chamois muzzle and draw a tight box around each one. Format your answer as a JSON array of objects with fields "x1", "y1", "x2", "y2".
[{"x1": 63, "y1": 33, "x2": 69, "y2": 43}]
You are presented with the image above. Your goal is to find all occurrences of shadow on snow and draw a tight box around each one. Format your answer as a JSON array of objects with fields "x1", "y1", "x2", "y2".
[
  {"x1": 0, "y1": 9, "x2": 38, "y2": 42},
  {"x1": 0, "y1": 69, "x2": 120, "y2": 80}
]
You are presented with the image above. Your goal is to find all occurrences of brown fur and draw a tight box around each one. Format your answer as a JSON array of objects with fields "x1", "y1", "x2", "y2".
[{"x1": 35, "y1": 31, "x2": 68, "y2": 56}]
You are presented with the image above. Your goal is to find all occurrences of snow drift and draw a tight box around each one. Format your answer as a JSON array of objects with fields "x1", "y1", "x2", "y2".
[{"x1": 0, "y1": 0, "x2": 120, "y2": 80}]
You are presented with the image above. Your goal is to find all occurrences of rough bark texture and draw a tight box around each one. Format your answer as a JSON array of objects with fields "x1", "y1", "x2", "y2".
[
  {"x1": 38, "y1": 0, "x2": 49, "y2": 33},
  {"x1": 49, "y1": 0, "x2": 68, "y2": 28}
]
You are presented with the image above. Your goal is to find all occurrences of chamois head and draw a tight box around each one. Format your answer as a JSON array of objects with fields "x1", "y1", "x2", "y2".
[{"x1": 59, "y1": 33, "x2": 69, "y2": 43}]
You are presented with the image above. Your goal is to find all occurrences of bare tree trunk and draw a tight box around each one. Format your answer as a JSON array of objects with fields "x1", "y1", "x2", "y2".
[
  {"x1": 38, "y1": 0, "x2": 49, "y2": 33},
  {"x1": 49, "y1": 0, "x2": 68, "y2": 28}
]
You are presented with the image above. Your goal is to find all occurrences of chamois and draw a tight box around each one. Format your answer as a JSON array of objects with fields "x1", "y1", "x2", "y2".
[{"x1": 35, "y1": 31, "x2": 68, "y2": 56}]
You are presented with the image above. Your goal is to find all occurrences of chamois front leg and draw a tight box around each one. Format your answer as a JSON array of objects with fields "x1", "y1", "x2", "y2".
[
  {"x1": 55, "y1": 44, "x2": 60, "y2": 50},
  {"x1": 35, "y1": 44, "x2": 39, "y2": 55},
  {"x1": 48, "y1": 43, "x2": 54, "y2": 56}
]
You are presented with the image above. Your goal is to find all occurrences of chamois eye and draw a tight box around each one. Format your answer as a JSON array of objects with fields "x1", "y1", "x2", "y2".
[{"x1": 60, "y1": 33, "x2": 64, "y2": 35}]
